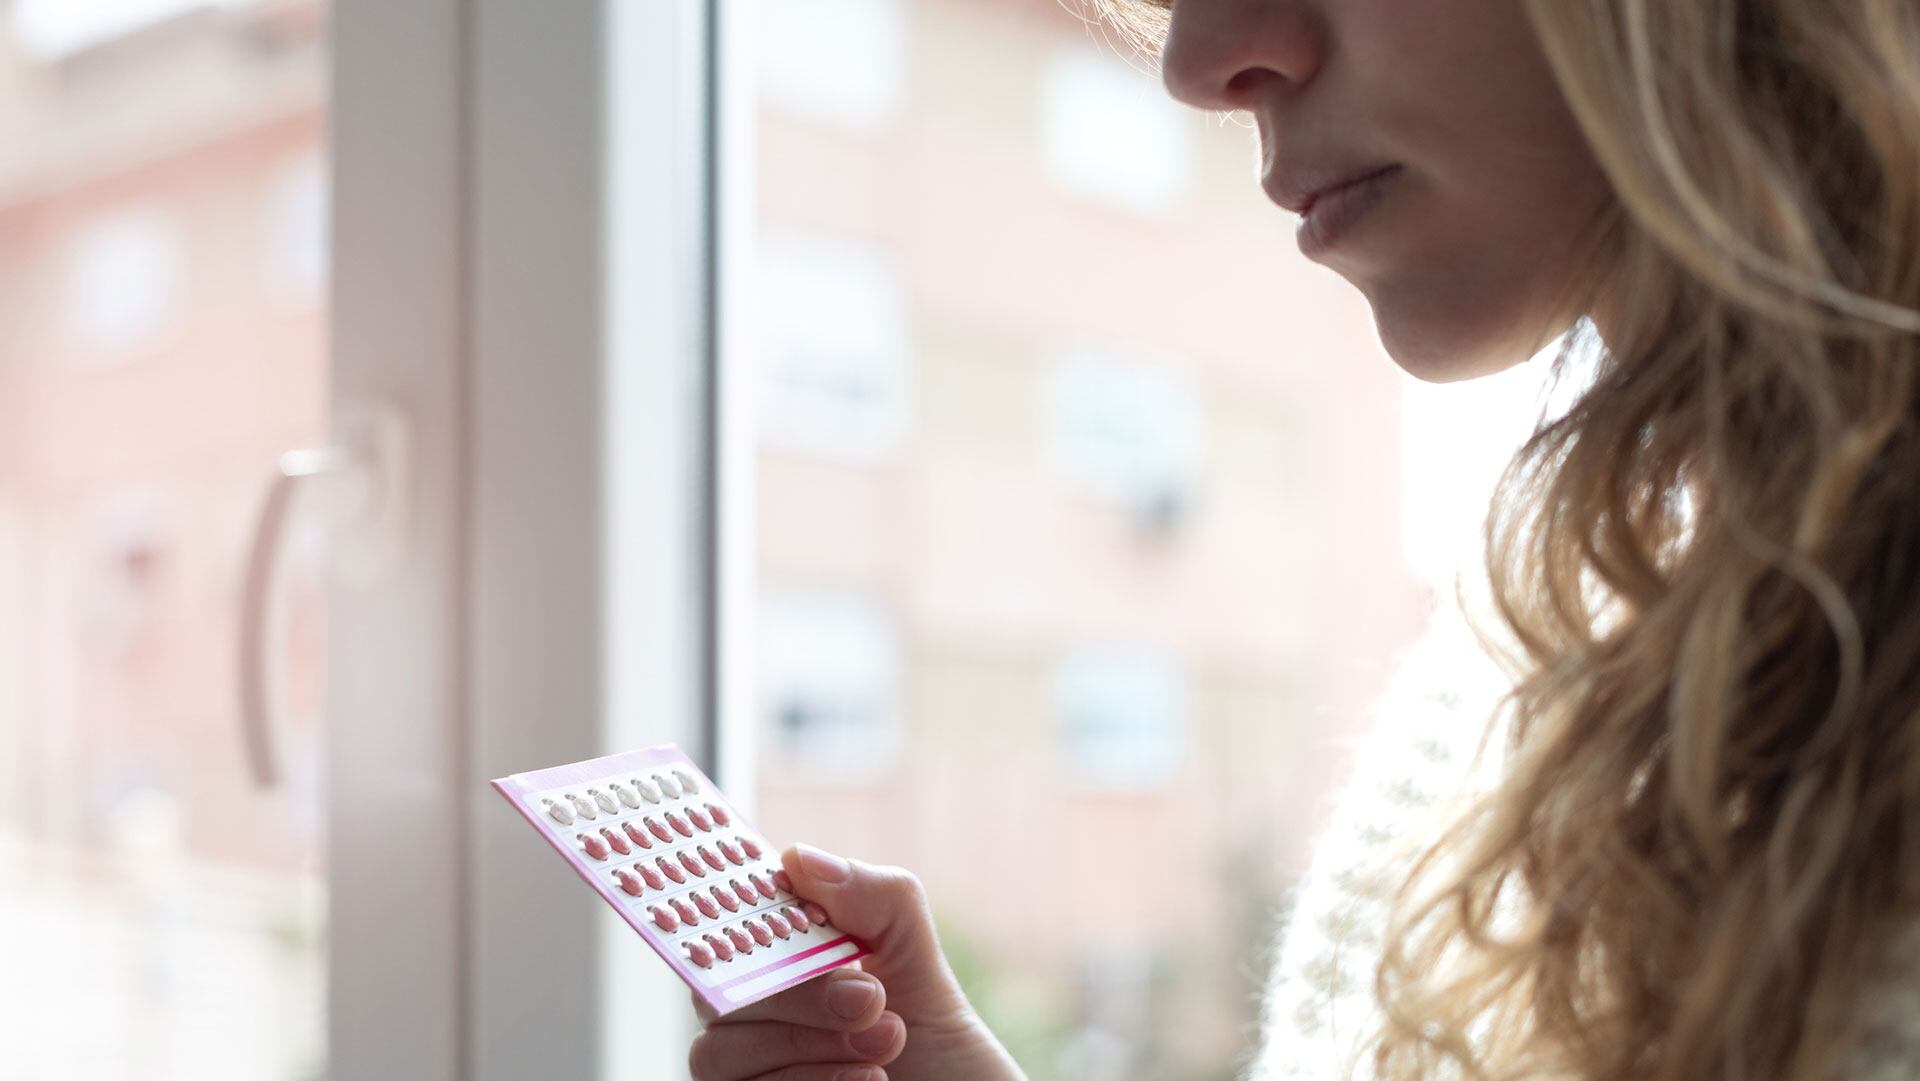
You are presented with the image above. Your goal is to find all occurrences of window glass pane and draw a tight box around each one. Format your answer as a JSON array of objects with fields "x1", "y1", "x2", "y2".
[
  {"x1": 1045, "y1": 347, "x2": 1200, "y2": 521},
  {"x1": 62, "y1": 205, "x2": 187, "y2": 352},
  {"x1": 741, "y1": 3, "x2": 1531, "y2": 1079},
  {"x1": 1039, "y1": 44, "x2": 1191, "y2": 213},
  {"x1": 759, "y1": 588, "x2": 903, "y2": 774},
  {"x1": 757, "y1": 227, "x2": 912, "y2": 459},
  {"x1": 0, "y1": 3, "x2": 330, "y2": 1078},
  {"x1": 1056, "y1": 647, "x2": 1184, "y2": 788},
  {"x1": 756, "y1": 0, "x2": 907, "y2": 132}
]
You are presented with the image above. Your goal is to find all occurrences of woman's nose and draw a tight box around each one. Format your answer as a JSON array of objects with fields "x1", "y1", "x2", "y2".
[{"x1": 1159, "y1": 0, "x2": 1323, "y2": 112}]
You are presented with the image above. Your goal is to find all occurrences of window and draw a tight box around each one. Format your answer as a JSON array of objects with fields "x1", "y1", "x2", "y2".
[
  {"x1": 1039, "y1": 45, "x2": 1192, "y2": 214},
  {"x1": 62, "y1": 205, "x2": 186, "y2": 355},
  {"x1": 1059, "y1": 947, "x2": 1160, "y2": 1080},
  {"x1": 757, "y1": 227, "x2": 912, "y2": 458},
  {"x1": 1055, "y1": 647, "x2": 1185, "y2": 788},
  {"x1": 755, "y1": 0, "x2": 907, "y2": 132},
  {"x1": 263, "y1": 152, "x2": 327, "y2": 304},
  {"x1": 1045, "y1": 348, "x2": 1201, "y2": 528},
  {"x1": 11, "y1": 0, "x2": 258, "y2": 58},
  {"x1": 77, "y1": 488, "x2": 172, "y2": 650},
  {"x1": 757, "y1": 589, "x2": 902, "y2": 773}
]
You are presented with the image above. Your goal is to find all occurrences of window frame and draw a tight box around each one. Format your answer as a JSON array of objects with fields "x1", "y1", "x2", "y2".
[{"x1": 329, "y1": 1, "x2": 728, "y2": 1078}]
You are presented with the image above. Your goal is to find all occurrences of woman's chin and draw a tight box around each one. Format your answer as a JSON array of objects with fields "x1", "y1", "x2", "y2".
[{"x1": 1372, "y1": 300, "x2": 1563, "y2": 384}]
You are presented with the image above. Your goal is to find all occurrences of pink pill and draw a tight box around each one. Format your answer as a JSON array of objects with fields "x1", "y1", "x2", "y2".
[
  {"x1": 687, "y1": 807, "x2": 713, "y2": 832},
  {"x1": 707, "y1": 803, "x2": 731, "y2": 826},
  {"x1": 581, "y1": 834, "x2": 609, "y2": 861},
  {"x1": 712, "y1": 885, "x2": 739, "y2": 913},
  {"x1": 615, "y1": 869, "x2": 644, "y2": 897},
  {"x1": 771, "y1": 870, "x2": 793, "y2": 894},
  {"x1": 746, "y1": 919, "x2": 773, "y2": 947},
  {"x1": 680, "y1": 851, "x2": 707, "y2": 878},
  {"x1": 707, "y1": 933, "x2": 734, "y2": 962},
  {"x1": 666, "y1": 812, "x2": 694, "y2": 838},
  {"x1": 692, "y1": 891, "x2": 720, "y2": 919},
  {"x1": 732, "y1": 879, "x2": 759, "y2": 906},
  {"x1": 685, "y1": 939, "x2": 715, "y2": 968},
  {"x1": 649, "y1": 904, "x2": 677, "y2": 932},
  {"x1": 623, "y1": 821, "x2": 653, "y2": 849},
  {"x1": 738, "y1": 837, "x2": 763, "y2": 860},
  {"x1": 645, "y1": 817, "x2": 674, "y2": 843},
  {"x1": 717, "y1": 840, "x2": 745, "y2": 866},
  {"x1": 782, "y1": 905, "x2": 810, "y2": 932},
  {"x1": 671, "y1": 898, "x2": 700, "y2": 926},
  {"x1": 726, "y1": 926, "x2": 753, "y2": 954},
  {"x1": 764, "y1": 912, "x2": 792, "y2": 939},
  {"x1": 638, "y1": 863, "x2": 666, "y2": 890},
  {"x1": 750, "y1": 873, "x2": 778, "y2": 900},
  {"x1": 700, "y1": 845, "x2": 727, "y2": 871},
  {"x1": 657, "y1": 856, "x2": 686, "y2": 885},
  {"x1": 603, "y1": 828, "x2": 630, "y2": 856}
]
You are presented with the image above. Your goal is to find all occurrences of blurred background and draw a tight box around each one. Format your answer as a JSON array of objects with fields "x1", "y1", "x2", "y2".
[{"x1": 0, "y1": 1, "x2": 1553, "y2": 1079}]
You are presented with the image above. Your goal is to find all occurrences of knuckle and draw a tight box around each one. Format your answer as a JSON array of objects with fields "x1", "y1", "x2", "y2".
[
  {"x1": 784, "y1": 1018, "x2": 814, "y2": 1058},
  {"x1": 878, "y1": 865, "x2": 929, "y2": 909}
]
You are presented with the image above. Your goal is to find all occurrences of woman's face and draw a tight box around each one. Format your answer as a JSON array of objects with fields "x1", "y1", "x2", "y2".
[{"x1": 1159, "y1": 0, "x2": 1615, "y2": 381}]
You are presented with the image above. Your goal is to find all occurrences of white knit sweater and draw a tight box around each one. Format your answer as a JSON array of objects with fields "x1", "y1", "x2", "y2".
[{"x1": 1243, "y1": 604, "x2": 1920, "y2": 1081}]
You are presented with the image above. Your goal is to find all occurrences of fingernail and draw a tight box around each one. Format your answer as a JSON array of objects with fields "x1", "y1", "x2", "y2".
[
  {"x1": 848, "y1": 1015, "x2": 900, "y2": 1055},
  {"x1": 794, "y1": 843, "x2": 851, "y2": 884},
  {"x1": 826, "y1": 976, "x2": 877, "y2": 1020},
  {"x1": 836, "y1": 1068, "x2": 882, "y2": 1081}
]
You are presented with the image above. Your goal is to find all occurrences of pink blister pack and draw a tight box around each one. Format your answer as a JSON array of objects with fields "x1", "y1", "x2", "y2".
[{"x1": 491, "y1": 744, "x2": 871, "y2": 1015}]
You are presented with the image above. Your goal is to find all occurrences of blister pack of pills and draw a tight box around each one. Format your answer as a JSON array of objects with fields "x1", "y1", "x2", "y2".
[{"x1": 492, "y1": 744, "x2": 870, "y2": 1015}]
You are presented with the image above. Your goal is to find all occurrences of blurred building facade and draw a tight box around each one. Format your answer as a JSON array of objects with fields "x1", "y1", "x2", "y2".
[{"x1": 745, "y1": 3, "x2": 1429, "y2": 1078}]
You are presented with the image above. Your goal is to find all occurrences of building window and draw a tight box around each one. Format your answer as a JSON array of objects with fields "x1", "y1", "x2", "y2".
[
  {"x1": 1039, "y1": 45, "x2": 1192, "y2": 214},
  {"x1": 756, "y1": 0, "x2": 906, "y2": 133},
  {"x1": 263, "y1": 152, "x2": 327, "y2": 305},
  {"x1": 78, "y1": 489, "x2": 172, "y2": 654},
  {"x1": 757, "y1": 228, "x2": 911, "y2": 459},
  {"x1": 758, "y1": 589, "x2": 902, "y2": 772},
  {"x1": 1055, "y1": 648, "x2": 1184, "y2": 788},
  {"x1": 1045, "y1": 348, "x2": 1201, "y2": 530},
  {"x1": 61, "y1": 204, "x2": 186, "y2": 356},
  {"x1": 1058, "y1": 945, "x2": 1160, "y2": 1080},
  {"x1": 11, "y1": 0, "x2": 255, "y2": 58}
]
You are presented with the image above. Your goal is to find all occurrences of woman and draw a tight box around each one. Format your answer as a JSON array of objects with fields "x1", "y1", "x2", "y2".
[{"x1": 689, "y1": 0, "x2": 1920, "y2": 1077}]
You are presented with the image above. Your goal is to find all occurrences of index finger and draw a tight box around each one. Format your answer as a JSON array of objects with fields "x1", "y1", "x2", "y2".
[{"x1": 690, "y1": 967, "x2": 886, "y2": 1031}]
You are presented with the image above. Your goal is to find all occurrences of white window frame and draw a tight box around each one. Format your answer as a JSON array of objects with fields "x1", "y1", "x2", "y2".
[{"x1": 329, "y1": 2, "x2": 737, "y2": 1078}]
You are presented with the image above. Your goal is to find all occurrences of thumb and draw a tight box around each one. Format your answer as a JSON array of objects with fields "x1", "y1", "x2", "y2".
[{"x1": 782, "y1": 843, "x2": 963, "y2": 1013}]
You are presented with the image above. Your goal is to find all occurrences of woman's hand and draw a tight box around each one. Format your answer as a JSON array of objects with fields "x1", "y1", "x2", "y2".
[{"x1": 688, "y1": 844, "x2": 1027, "y2": 1081}]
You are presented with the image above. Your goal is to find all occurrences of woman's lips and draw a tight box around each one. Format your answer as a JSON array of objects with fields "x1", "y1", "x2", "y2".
[
  {"x1": 1262, "y1": 162, "x2": 1401, "y2": 216},
  {"x1": 1290, "y1": 165, "x2": 1404, "y2": 258}
]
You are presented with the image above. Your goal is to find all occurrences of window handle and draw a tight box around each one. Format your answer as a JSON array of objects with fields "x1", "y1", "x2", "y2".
[{"x1": 238, "y1": 403, "x2": 410, "y2": 788}]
